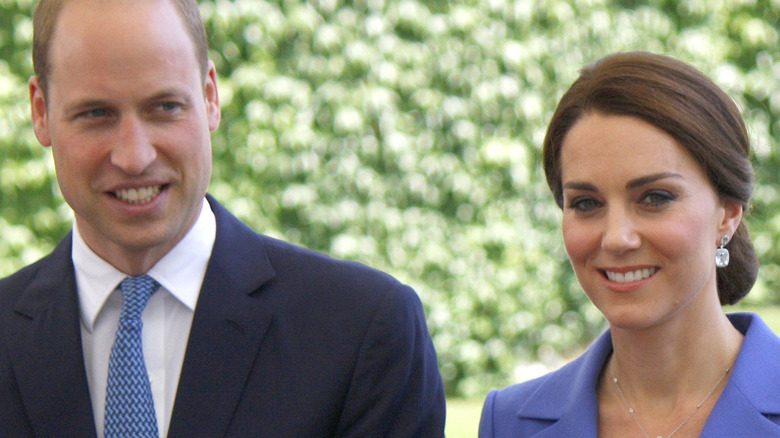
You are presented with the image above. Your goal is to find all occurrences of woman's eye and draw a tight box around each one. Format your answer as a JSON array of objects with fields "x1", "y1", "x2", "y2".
[
  {"x1": 568, "y1": 197, "x2": 601, "y2": 212},
  {"x1": 641, "y1": 190, "x2": 676, "y2": 207}
]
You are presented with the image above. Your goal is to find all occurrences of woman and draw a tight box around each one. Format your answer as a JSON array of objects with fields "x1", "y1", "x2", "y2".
[{"x1": 479, "y1": 52, "x2": 780, "y2": 437}]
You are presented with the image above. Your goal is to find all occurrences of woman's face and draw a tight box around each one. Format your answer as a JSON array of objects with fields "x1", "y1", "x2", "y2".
[{"x1": 559, "y1": 113, "x2": 741, "y2": 330}]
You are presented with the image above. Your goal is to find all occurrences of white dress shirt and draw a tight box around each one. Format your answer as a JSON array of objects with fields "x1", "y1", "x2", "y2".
[{"x1": 74, "y1": 199, "x2": 216, "y2": 438}]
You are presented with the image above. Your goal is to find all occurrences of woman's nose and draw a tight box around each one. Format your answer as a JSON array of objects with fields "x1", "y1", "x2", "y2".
[{"x1": 601, "y1": 208, "x2": 641, "y2": 253}]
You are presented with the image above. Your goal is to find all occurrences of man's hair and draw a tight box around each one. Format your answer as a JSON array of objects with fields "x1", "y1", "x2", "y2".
[{"x1": 32, "y1": 0, "x2": 209, "y2": 95}]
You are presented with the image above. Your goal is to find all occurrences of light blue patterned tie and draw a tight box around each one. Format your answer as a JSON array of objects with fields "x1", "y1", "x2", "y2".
[{"x1": 104, "y1": 275, "x2": 160, "y2": 438}]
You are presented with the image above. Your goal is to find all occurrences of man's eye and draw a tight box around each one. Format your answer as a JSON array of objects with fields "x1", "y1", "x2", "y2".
[
  {"x1": 82, "y1": 108, "x2": 108, "y2": 118},
  {"x1": 157, "y1": 102, "x2": 182, "y2": 112}
]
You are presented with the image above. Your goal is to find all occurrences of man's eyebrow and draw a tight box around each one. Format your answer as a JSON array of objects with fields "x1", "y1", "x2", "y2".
[
  {"x1": 64, "y1": 98, "x2": 111, "y2": 116},
  {"x1": 64, "y1": 89, "x2": 192, "y2": 112},
  {"x1": 65, "y1": 99, "x2": 110, "y2": 113},
  {"x1": 146, "y1": 89, "x2": 190, "y2": 100}
]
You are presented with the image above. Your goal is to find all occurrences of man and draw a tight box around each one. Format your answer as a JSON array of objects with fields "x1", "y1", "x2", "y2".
[{"x1": 0, "y1": 0, "x2": 446, "y2": 436}]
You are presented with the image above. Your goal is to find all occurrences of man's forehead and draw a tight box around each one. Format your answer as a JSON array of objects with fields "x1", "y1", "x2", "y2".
[
  {"x1": 44, "y1": 0, "x2": 202, "y2": 96},
  {"x1": 49, "y1": 0, "x2": 192, "y2": 60}
]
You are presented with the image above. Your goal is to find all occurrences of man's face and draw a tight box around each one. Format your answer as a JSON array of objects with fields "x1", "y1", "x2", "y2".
[{"x1": 30, "y1": 0, "x2": 220, "y2": 274}]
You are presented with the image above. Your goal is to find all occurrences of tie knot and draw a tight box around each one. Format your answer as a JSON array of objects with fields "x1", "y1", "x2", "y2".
[{"x1": 118, "y1": 275, "x2": 159, "y2": 320}]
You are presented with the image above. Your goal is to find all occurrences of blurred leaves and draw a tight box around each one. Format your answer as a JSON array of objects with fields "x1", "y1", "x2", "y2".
[{"x1": 3, "y1": 0, "x2": 780, "y2": 397}]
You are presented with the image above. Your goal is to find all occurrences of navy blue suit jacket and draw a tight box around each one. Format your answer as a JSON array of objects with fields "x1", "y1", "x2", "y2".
[
  {"x1": 479, "y1": 313, "x2": 780, "y2": 437},
  {"x1": 0, "y1": 196, "x2": 445, "y2": 437}
]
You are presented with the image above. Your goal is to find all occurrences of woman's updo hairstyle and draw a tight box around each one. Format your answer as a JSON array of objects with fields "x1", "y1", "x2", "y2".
[{"x1": 542, "y1": 52, "x2": 756, "y2": 304}]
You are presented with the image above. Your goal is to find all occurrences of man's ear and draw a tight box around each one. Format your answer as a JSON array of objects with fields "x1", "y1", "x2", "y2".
[
  {"x1": 29, "y1": 76, "x2": 52, "y2": 147},
  {"x1": 204, "y1": 61, "x2": 221, "y2": 132}
]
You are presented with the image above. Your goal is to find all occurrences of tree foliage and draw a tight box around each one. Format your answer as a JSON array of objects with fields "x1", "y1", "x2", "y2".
[{"x1": 3, "y1": 0, "x2": 780, "y2": 397}]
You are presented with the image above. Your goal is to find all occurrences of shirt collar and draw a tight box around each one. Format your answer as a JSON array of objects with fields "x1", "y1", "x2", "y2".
[{"x1": 73, "y1": 198, "x2": 217, "y2": 332}]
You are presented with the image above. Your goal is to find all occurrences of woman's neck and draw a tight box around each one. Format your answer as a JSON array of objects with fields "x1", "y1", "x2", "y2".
[
  {"x1": 596, "y1": 305, "x2": 743, "y2": 438},
  {"x1": 607, "y1": 307, "x2": 742, "y2": 406}
]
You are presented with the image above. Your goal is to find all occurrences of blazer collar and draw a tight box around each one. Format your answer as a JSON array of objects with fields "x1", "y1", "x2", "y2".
[
  {"x1": 726, "y1": 313, "x2": 780, "y2": 413},
  {"x1": 515, "y1": 313, "x2": 780, "y2": 437},
  {"x1": 168, "y1": 195, "x2": 277, "y2": 437},
  {"x1": 702, "y1": 313, "x2": 780, "y2": 435},
  {"x1": 10, "y1": 234, "x2": 98, "y2": 437},
  {"x1": 514, "y1": 329, "x2": 609, "y2": 436},
  {"x1": 9, "y1": 195, "x2": 278, "y2": 438}
]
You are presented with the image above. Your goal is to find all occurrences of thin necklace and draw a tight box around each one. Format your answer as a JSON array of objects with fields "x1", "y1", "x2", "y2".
[{"x1": 611, "y1": 362, "x2": 733, "y2": 438}]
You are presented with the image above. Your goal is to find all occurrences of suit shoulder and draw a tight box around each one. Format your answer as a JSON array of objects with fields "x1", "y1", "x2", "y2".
[
  {"x1": 244, "y1": 233, "x2": 430, "y2": 322},
  {"x1": 485, "y1": 352, "x2": 592, "y2": 419},
  {"x1": 0, "y1": 232, "x2": 71, "y2": 296},
  {"x1": 210, "y1": 200, "x2": 422, "y2": 312},
  {"x1": 480, "y1": 372, "x2": 554, "y2": 436},
  {"x1": 0, "y1": 256, "x2": 48, "y2": 299},
  {"x1": 211, "y1": 197, "x2": 404, "y2": 294},
  {"x1": 0, "y1": 256, "x2": 58, "y2": 332},
  {"x1": 260, "y1": 234, "x2": 403, "y2": 291},
  {"x1": 488, "y1": 371, "x2": 553, "y2": 410}
]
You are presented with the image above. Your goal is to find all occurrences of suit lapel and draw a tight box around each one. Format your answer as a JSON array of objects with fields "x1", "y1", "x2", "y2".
[
  {"x1": 168, "y1": 197, "x2": 275, "y2": 437},
  {"x1": 514, "y1": 332, "x2": 610, "y2": 438},
  {"x1": 502, "y1": 314, "x2": 780, "y2": 437},
  {"x1": 9, "y1": 234, "x2": 97, "y2": 437},
  {"x1": 700, "y1": 314, "x2": 780, "y2": 437},
  {"x1": 701, "y1": 384, "x2": 780, "y2": 437}
]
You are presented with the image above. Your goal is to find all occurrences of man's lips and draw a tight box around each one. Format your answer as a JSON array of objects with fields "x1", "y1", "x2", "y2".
[
  {"x1": 110, "y1": 185, "x2": 164, "y2": 205},
  {"x1": 601, "y1": 267, "x2": 658, "y2": 283}
]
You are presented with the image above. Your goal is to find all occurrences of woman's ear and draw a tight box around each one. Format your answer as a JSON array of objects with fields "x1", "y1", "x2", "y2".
[{"x1": 718, "y1": 199, "x2": 743, "y2": 240}]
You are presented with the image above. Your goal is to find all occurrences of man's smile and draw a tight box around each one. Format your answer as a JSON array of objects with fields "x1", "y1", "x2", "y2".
[{"x1": 112, "y1": 185, "x2": 164, "y2": 205}]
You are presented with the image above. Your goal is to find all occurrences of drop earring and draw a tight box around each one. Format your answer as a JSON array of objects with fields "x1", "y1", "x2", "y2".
[{"x1": 715, "y1": 235, "x2": 730, "y2": 268}]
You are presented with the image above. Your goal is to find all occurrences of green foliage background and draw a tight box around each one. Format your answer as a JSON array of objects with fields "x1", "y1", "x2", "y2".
[{"x1": 3, "y1": 0, "x2": 780, "y2": 397}]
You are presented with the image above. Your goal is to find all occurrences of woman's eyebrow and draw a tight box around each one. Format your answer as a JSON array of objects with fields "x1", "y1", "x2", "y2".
[
  {"x1": 562, "y1": 172, "x2": 683, "y2": 193},
  {"x1": 626, "y1": 172, "x2": 683, "y2": 190}
]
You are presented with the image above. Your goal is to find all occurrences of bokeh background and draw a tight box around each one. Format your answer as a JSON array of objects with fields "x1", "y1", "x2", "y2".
[{"x1": 4, "y1": 0, "x2": 780, "y2": 433}]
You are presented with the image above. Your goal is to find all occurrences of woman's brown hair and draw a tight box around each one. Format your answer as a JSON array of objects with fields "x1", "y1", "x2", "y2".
[{"x1": 542, "y1": 52, "x2": 756, "y2": 304}]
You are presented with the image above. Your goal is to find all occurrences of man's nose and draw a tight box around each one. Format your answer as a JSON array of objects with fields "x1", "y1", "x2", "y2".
[{"x1": 110, "y1": 116, "x2": 157, "y2": 175}]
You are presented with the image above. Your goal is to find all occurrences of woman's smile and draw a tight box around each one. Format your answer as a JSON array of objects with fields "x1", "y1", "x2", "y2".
[{"x1": 602, "y1": 267, "x2": 658, "y2": 283}]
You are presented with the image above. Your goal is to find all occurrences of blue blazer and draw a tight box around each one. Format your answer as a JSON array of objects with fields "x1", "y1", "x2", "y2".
[
  {"x1": 0, "y1": 196, "x2": 445, "y2": 437},
  {"x1": 480, "y1": 313, "x2": 780, "y2": 437}
]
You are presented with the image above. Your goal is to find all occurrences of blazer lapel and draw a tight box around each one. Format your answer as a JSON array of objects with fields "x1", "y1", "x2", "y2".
[
  {"x1": 8, "y1": 235, "x2": 97, "y2": 437},
  {"x1": 514, "y1": 332, "x2": 610, "y2": 438},
  {"x1": 700, "y1": 314, "x2": 780, "y2": 437},
  {"x1": 505, "y1": 314, "x2": 780, "y2": 438},
  {"x1": 168, "y1": 197, "x2": 275, "y2": 437},
  {"x1": 701, "y1": 385, "x2": 780, "y2": 437}
]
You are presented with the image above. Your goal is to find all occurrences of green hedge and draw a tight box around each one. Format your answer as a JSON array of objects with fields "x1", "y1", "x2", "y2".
[{"x1": 3, "y1": 0, "x2": 780, "y2": 397}]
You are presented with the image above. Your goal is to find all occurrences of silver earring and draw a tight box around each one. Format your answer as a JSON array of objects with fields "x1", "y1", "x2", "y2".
[{"x1": 715, "y1": 235, "x2": 730, "y2": 268}]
